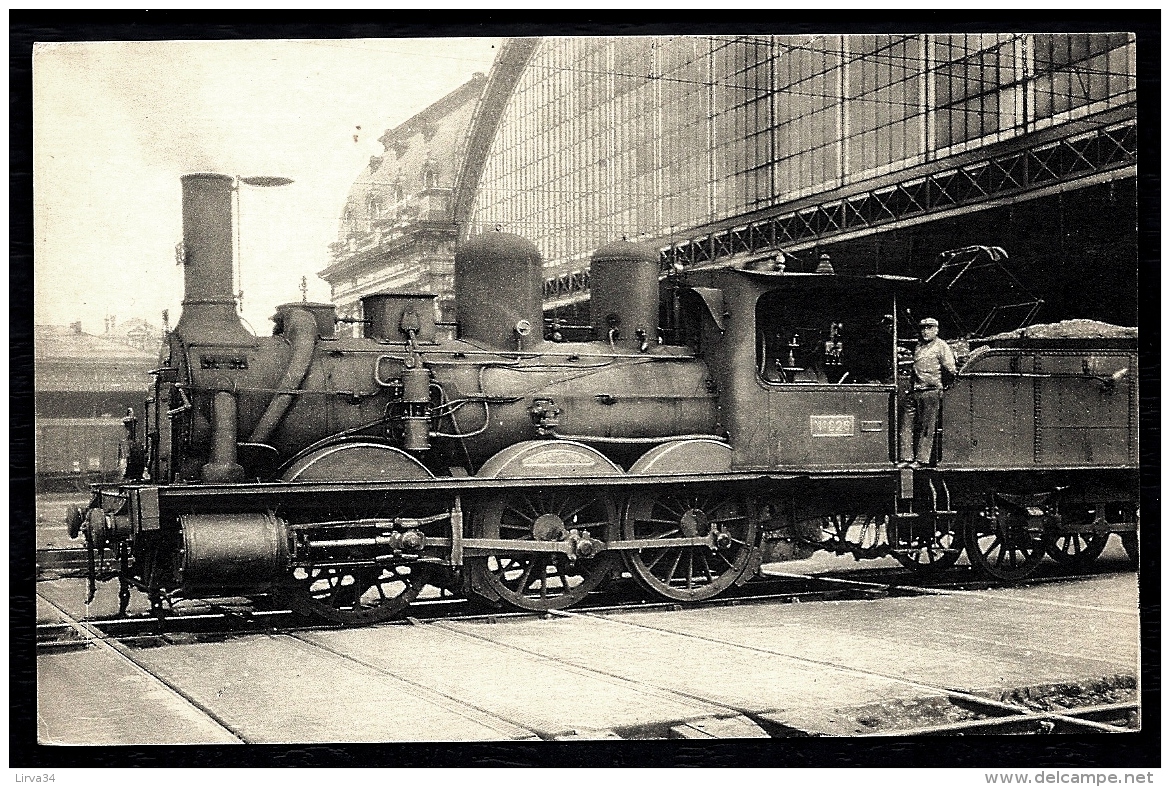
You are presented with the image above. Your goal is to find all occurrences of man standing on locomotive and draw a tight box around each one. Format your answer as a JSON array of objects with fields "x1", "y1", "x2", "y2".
[{"x1": 899, "y1": 317, "x2": 958, "y2": 468}]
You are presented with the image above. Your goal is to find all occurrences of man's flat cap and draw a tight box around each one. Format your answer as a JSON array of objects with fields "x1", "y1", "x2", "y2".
[{"x1": 919, "y1": 317, "x2": 939, "y2": 327}]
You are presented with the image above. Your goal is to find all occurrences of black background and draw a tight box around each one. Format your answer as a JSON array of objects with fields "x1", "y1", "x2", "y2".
[{"x1": 10, "y1": 10, "x2": 1160, "y2": 769}]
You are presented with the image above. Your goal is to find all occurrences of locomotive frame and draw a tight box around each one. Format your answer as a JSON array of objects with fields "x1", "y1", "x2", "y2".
[{"x1": 68, "y1": 174, "x2": 1139, "y2": 625}]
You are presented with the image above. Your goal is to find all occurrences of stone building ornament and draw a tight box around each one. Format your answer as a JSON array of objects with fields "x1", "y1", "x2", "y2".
[{"x1": 422, "y1": 152, "x2": 441, "y2": 189}]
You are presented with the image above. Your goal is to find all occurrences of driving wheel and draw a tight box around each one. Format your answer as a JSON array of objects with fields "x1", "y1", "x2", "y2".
[
  {"x1": 623, "y1": 489, "x2": 757, "y2": 602},
  {"x1": 465, "y1": 489, "x2": 620, "y2": 612}
]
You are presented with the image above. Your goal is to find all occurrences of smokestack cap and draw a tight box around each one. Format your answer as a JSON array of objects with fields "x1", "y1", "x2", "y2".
[{"x1": 183, "y1": 172, "x2": 234, "y2": 183}]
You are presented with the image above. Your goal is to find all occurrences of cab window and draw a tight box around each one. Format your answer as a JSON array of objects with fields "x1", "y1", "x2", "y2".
[{"x1": 755, "y1": 287, "x2": 896, "y2": 385}]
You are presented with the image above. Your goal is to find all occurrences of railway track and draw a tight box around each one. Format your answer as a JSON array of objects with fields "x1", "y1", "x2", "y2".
[
  {"x1": 36, "y1": 562, "x2": 1140, "y2": 739},
  {"x1": 36, "y1": 562, "x2": 1135, "y2": 649}
]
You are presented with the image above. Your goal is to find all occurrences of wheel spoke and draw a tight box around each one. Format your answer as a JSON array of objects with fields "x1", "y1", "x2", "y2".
[
  {"x1": 561, "y1": 497, "x2": 600, "y2": 522},
  {"x1": 516, "y1": 560, "x2": 536, "y2": 592},
  {"x1": 503, "y1": 506, "x2": 535, "y2": 524},
  {"x1": 557, "y1": 563, "x2": 572, "y2": 593},
  {"x1": 981, "y1": 536, "x2": 1001, "y2": 559},
  {"x1": 519, "y1": 495, "x2": 540, "y2": 519},
  {"x1": 994, "y1": 544, "x2": 1007, "y2": 567},
  {"x1": 699, "y1": 551, "x2": 714, "y2": 583},
  {"x1": 644, "y1": 548, "x2": 673, "y2": 572},
  {"x1": 665, "y1": 549, "x2": 683, "y2": 583}
]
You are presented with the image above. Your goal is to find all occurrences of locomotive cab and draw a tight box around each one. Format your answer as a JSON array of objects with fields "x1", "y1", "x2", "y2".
[{"x1": 681, "y1": 266, "x2": 922, "y2": 471}]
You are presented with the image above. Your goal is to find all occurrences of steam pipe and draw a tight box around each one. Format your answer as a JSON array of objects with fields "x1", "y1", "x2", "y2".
[
  {"x1": 202, "y1": 391, "x2": 246, "y2": 482},
  {"x1": 247, "y1": 307, "x2": 318, "y2": 444}
]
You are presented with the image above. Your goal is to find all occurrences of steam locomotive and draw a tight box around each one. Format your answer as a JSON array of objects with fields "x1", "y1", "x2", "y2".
[{"x1": 66, "y1": 173, "x2": 1139, "y2": 624}]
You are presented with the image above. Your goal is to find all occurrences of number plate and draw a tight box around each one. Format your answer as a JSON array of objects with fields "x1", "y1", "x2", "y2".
[{"x1": 810, "y1": 414, "x2": 855, "y2": 437}]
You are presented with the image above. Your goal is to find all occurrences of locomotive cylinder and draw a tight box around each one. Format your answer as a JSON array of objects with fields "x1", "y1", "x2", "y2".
[
  {"x1": 178, "y1": 512, "x2": 289, "y2": 594},
  {"x1": 590, "y1": 238, "x2": 662, "y2": 350},
  {"x1": 455, "y1": 231, "x2": 544, "y2": 350},
  {"x1": 175, "y1": 173, "x2": 254, "y2": 348}
]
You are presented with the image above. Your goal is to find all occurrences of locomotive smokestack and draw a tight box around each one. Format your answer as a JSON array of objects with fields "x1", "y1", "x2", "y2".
[{"x1": 175, "y1": 173, "x2": 254, "y2": 346}]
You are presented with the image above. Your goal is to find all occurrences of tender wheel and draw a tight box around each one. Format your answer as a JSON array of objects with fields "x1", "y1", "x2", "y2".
[
  {"x1": 892, "y1": 516, "x2": 962, "y2": 574},
  {"x1": 466, "y1": 489, "x2": 620, "y2": 612},
  {"x1": 819, "y1": 512, "x2": 888, "y2": 558},
  {"x1": 1120, "y1": 532, "x2": 1139, "y2": 568},
  {"x1": 1044, "y1": 532, "x2": 1109, "y2": 571},
  {"x1": 963, "y1": 508, "x2": 1045, "y2": 583},
  {"x1": 280, "y1": 564, "x2": 424, "y2": 625},
  {"x1": 623, "y1": 489, "x2": 757, "y2": 602}
]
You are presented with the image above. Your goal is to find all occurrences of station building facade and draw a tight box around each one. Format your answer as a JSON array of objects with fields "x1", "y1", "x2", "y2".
[
  {"x1": 319, "y1": 73, "x2": 488, "y2": 332},
  {"x1": 455, "y1": 34, "x2": 1138, "y2": 329}
]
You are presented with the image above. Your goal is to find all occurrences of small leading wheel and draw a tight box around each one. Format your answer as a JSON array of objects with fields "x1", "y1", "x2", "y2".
[
  {"x1": 1044, "y1": 532, "x2": 1110, "y2": 572},
  {"x1": 280, "y1": 564, "x2": 425, "y2": 625},
  {"x1": 623, "y1": 490, "x2": 757, "y2": 602},
  {"x1": 465, "y1": 489, "x2": 620, "y2": 612},
  {"x1": 964, "y1": 508, "x2": 1045, "y2": 583},
  {"x1": 893, "y1": 516, "x2": 962, "y2": 575}
]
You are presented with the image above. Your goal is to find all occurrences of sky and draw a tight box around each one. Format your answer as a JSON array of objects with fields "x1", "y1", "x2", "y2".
[{"x1": 33, "y1": 37, "x2": 502, "y2": 334}]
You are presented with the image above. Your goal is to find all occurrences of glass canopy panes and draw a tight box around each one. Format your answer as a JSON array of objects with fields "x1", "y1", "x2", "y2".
[{"x1": 468, "y1": 34, "x2": 1136, "y2": 275}]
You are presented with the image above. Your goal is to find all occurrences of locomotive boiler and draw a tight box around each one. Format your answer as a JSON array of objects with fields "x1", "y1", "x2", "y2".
[{"x1": 67, "y1": 173, "x2": 1140, "y2": 624}]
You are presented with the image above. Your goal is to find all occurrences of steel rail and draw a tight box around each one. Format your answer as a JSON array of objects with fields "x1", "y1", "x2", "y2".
[
  {"x1": 274, "y1": 630, "x2": 544, "y2": 740},
  {"x1": 36, "y1": 594, "x2": 252, "y2": 744},
  {"x1": 37, "y1": 567, "x2": 1137, "y2": 737},
  {"x1": 550, "y1": 588, "x2": 1137, "y2": 737},
  {"x1": 36, "y1": 563, "x2": 1134, "y2": 643}
]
